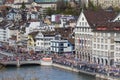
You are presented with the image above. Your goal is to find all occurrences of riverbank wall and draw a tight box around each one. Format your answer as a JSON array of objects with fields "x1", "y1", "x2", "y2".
[
  {"x1": 52, "y1": 63, "x2": 96, "y2": 76},
  {"x1": 52, "y1": 63, "x2": 119, "y2": 80},
  {"x1": 52, "y1": 63, "x2": 79, "y2": 72}
]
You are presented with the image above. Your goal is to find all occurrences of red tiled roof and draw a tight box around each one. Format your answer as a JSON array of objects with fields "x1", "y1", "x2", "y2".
[
  {"x1": 84, "y1": 9, "x2": 120, "y2": 31},
  {"x1": 84, "y1": 9, "x2": 117, "y2": 26},
  {"x1": 55, "y1": 27, "x2": 74, "y2": 44}
]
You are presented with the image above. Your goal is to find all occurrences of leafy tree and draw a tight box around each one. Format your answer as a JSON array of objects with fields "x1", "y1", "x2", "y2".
[
  {"x1": 20, "y1": 1, "x2": 26, "y2": 9},
  {"x1": 88, "y1": 1, "x2": 102, "y2": 11},
  {"x1": 56, "y1": 0, "x2": 67, "y2": 11},
  {"x1": 114, "y1": 7, "x2": 120, "y2": 12},
  {"x1": 45, "y1": 0, "x2": 82, "y2": 16},
  {"x1": 46, "y1": 7, "x2": 55, "y2": 16}
]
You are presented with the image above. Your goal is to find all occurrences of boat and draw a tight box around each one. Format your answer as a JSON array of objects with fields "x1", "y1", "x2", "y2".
[{"x1": 40, "y1": 57, "x2": 52, "y2": 66}]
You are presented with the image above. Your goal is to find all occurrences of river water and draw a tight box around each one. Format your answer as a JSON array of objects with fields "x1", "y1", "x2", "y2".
[{"x1": 0, "y1": 65, "x2": 95, "y2": 80}]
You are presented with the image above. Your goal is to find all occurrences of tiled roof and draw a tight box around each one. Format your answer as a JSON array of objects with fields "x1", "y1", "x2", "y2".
[
  {"x1": 55, "y1": 27, "x2": 74, "y2": 44},
  {"x1": 0, "y1": 21, "x2": 9, "y2": 29},
  {"x1": 84, "y1": 9, "x2": 117, "y2": 27},
  {"x1": 84, "y1": 9, "x2": 120, "y2": 32},
  {"x1": 28, "y1": 31, "x2": 39, "y2": 38}
]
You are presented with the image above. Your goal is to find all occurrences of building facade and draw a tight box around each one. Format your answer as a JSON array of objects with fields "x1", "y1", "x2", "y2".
[
  {"x1": 75, "y1": 9, "x2": 120, "y2": 67},
  {"x1": 114, "y1": 33, "x2": 120, "y2": 67},
  {"x1": 51, "y1": 27, "x2": 74, "y2": 54},
  {"x1": 51, "y1": 35, "x2": 74, "y2": 54},
  {"x1": 75, "y1": 10, "x2": 93, "y2": 62},
  {"x1": 35, "y1": 31, "x2": 55, "y2": 52}
]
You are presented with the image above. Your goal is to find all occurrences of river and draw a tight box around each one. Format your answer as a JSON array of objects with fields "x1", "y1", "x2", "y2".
[{"x1": 0, "y1": 65, "x2": 95, "y2": 80}]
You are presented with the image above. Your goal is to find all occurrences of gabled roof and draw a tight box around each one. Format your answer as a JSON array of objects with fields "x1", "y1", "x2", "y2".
[
  {"x1": 0, "y1": 20, "x2": 9, "y2": 29},
  {"x1": 83, "y1": 9, "x2": 117, "y2": 27},
  {"x1": 55, "y1": 27, "x2": 74, "y2": 44},
  {"x1": 28, "y1": 31, "x2": 39, "y2": 38},
  {"x1": 83, "y1": 9, "x2": 120, "y2": 32}
]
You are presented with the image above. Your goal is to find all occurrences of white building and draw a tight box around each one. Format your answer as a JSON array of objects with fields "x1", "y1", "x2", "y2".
[
  {"x1": 25, "y1": 21, "x2": 41, "y2": 35},
  {"x1": 51, "y1": 27, "x2": 74, "y2": 54},
  {"x1": 114, "y1": 33, "x2": 120, "y2": 67},
  {"x1": 75, "y1": 10, "x2": 93, "y2": 62},
  {"x1": 51, "y1": 35, "x2": 74, "y2": 54},
  {"x1": 25, "y1": 20, "x2": 55, "y2": 35},
  {"x1": 34, "y1": 31, "x2": 55, "y2": 52},
  {"x1": 75, "y1": 9, "x2": 120, "y2": 67},
  {"x1": 0, "y1": 21, "x2": 13, "y2": 42}
]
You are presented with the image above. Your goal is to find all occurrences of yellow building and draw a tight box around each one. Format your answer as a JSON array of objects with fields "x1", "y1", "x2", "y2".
[{"x1": 27, "y1": 31, "x2": 39, "y2": 50}]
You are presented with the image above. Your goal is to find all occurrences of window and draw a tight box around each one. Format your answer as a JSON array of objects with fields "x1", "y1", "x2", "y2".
[
  {"x1": 111, "y1": 39, "x2": 114, "y2": 43},
  {"x1": 105, "y1": 45, "x2": 108, "y2": 50},
  {"x1": 94, "y1": 44, "x2": 96, "y2": 48},
  {"x1": 105, "y1": 39, "x2": 107, "y2": 43},
  {"x1": 101, "y1": 45, "x2": 103, "y2": 49},
  {"x1": 101, "y1": 38, "x2": 103, "y2": 43},
  {"x1": 97, "y1": 38, "x2": 100, "y2": 43},
  {"x1": 60, "y1": 43, "x2": 63, "y2": 46},
  {"x1": 85, "y1": 22, "x2": 87, "y2": 26},
  {"x1": 60, "y1": 48, "x2": 63, "y2": 52},
  {"x1": 68, "y1": 44, "x2": 70, "y2": 47},
  {"x1": 37, "y1": 42, "x2": 39, "y2": 45},
  {"x1": 94, "y1": 38, "x2": 96, "y2": 42},
  {"x1": 82, "y1": 22, "x2": 84, "y2": 26},
  {"x1": 110, "y1": 45, "x2": 114, "y2": 50},
  {"x1": 82, "y1": 17, "x2": 84, "y2": 21},
  {"x1": 79, "y1": 22, "x2": 81, "y2": 26},
  {"x1": 97, "y1": 44, "x2": 100, "y2": 49}
]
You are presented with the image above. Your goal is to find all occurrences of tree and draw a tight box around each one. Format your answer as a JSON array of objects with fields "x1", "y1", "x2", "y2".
[
  {"x1": 46, "y1": 7, "x2": 55, "y2": 16},
  {"x1": 20, "y1": 1, "x2": 26, "y2": 9},
  {"x1": 56, "y1": 0, "x2": 67, "y2": 11},
  {"x1": 88, "y1": 1, "x2": 102, "y2": 11}
]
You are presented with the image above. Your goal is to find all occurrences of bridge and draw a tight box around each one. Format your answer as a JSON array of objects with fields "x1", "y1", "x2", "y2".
[{"x1": 1, "y1": 60, "x2": 41, "y2": 67}]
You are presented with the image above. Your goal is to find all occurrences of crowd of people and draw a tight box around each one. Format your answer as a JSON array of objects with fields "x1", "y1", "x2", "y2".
[
  {"x1": 0, "y1": 43, "x2": 120, "y2": 79},
  {"x1": 52, "y1": 53, "x2": 120, "y2": 78}
]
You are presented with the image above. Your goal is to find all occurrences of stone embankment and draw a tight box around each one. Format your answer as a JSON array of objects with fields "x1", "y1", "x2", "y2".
[
  {"x1": 52, "y1": 63, "x2": 119, "y2": 80},
  {"x1": 52, "y1": 63, "x2": 96, "y2": 76}
]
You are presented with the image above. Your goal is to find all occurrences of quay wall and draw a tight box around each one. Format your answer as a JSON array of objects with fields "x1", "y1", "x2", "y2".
[
  {"x1": 52, "y1": 63, "x2": 95, "y2": 76},
  {"x1": 52, "y1": 63, "x2": 79, "y2": 72},
  {"x1": 52, "y1": 63, "x2": 119, "y2": 80}
]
